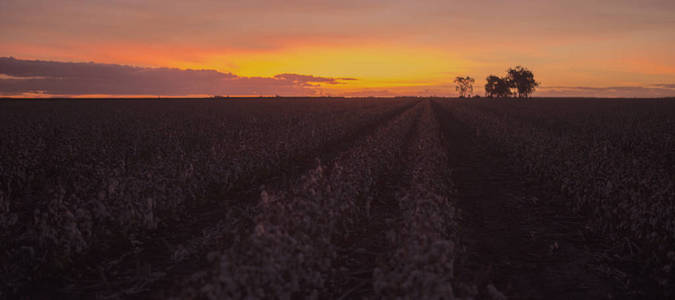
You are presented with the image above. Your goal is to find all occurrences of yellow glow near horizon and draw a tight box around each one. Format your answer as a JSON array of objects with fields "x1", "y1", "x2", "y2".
[
  {"x1": 170, "y1": 44, "x2": 470, "y2": 88},
  {"x1": 3, "y1": 1, "x2": 675, "y2": 97}
]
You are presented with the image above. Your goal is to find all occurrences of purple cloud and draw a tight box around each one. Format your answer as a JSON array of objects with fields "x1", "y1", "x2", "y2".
[
  {"x1": 0, "y1": 57, "x2": 356, "y2": 96},
  {"x1": 651, "y1": 83, "x2": 675, "y2": 89},
  {"x1": 538, "y1": 85, "x2": 675, "y2": 98},
  {"x1": 273, "y1": 73, "x2": 356, "y2": 86}
]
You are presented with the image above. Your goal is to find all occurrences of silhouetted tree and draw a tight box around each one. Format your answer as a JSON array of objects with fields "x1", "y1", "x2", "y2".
[
  {"x1": 485, "y1": 75, "x2": 498, "y2": 97},
  {"x1": 506, "y1": 66, "x2": 539, "y2": 98},
  {"x1": 484, "y1": 75, "x2": 512, "y2": 98},
  {"x1": 454, "y1": 76, "x2": 475, "y2": 98}
]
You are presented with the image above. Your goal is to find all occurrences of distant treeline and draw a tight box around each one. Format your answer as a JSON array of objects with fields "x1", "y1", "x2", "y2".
[{"x1": 455, "y1": 66, "x2": 539, "y2": 98}]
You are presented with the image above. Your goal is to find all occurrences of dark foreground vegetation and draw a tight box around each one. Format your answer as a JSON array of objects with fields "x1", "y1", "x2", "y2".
[{"x1": 0, "y1": 98, "x2": 673, "y2": 299}]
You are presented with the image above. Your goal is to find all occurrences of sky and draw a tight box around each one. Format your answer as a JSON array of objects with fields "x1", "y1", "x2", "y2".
[{"x1": 1, "y1": 0, "x2": 675, "y2": 97}]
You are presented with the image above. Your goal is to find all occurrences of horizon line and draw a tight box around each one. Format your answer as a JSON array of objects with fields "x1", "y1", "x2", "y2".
[{"x1": 2, "y1": 96, "x2": 675, "y2": 100}]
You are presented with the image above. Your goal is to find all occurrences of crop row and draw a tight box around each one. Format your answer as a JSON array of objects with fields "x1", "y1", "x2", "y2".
[
  {"x1": 0, "y1": 99, "x2": 415, "y2": 294},
  {"x1": 468, "y1": 100, "x2": 674, "y2": 168},
  {"x1": 441, "y1": 100, "x2": 674, "y2": 293},
  {"x1": 373, "y1": 101, "x2": 460, "y2": 298},
  {"x1": 191, "y1": 102, "x2": 423, "y2": 299}
]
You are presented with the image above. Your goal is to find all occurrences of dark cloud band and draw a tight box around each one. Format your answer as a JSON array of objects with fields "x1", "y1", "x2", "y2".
[{"x1": 0, "y1": 57, "x2": 356, "y2": 96}]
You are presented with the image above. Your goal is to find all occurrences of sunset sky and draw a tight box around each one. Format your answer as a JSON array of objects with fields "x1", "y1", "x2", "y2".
[{"x1": 1, "y1": 0, "x2": 675, "y2": 97}]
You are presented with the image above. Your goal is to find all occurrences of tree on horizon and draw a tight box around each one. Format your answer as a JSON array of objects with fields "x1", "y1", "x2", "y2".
[
  {"x1": 507, "y1": 66, "x2": 539, "y2": 98},
  {"x1": 484, "y1": 66, "x2": 539, "y2": 99},
  {"x1": 454, "y1": 76, "x2": 475, "y2": 98},
  {"x1": 484, "y1": 75, "x2": 512, "y2": 98}
]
